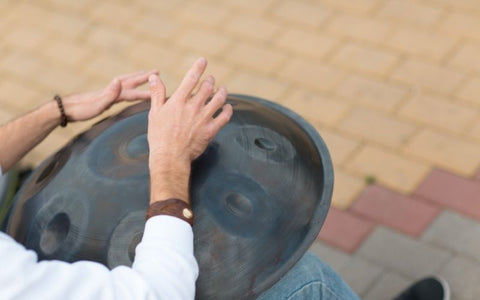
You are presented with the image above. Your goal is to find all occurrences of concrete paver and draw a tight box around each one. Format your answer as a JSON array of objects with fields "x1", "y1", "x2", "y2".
[
  {"x1": 356, "y1": 227, "x2": 451, "y2": 279},
  {"x1": 363, "y1": 272, "x2": 411, "y2": 300},
  {"x1": 422, "y1": 210, "x2": 480, "y2": 262}
]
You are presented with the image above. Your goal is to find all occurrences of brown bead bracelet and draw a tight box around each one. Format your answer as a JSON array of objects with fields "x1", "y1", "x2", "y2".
[
  {"x1": 146, "y1": 198, "x2": 194, "y2": 226},
  {"x1": 54, "y1": 94, "x2": 68, "y2": 127}
]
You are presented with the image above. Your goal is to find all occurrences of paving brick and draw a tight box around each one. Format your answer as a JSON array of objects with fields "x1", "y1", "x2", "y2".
[
  {"x1": 449, "y1": 41, "x2": 480, "y2": 74},
  {"x1": 439, "y1": 11, "x2": 480, "y2": 41},
  {"x1": 224, "y1": 42, "x2": 286, "y2": 74},
  {"x1": 134, "y1": 0, "x2": 187, "y2": 14},
  {"x1": 0, "y1": 107, "x2": 16, "y2": 125},
  {"x1": 226, "y1": 71, "x2": 289, "y2": 101},
  {"x1": 456, "y1": 76, "x2": 480, "y2": 106},
  {"x1": 376, "y1": 0, "x2": 443, "y2": 28},
  {"x1": 352, "y1": 185, "x2": 440, "y2": 237},
  {"x1": 280, "y1": 89, "x2": 349, "y2": 127},
  {"x1": 309, "y1": 242, "x2": 352, "y2": 272},
  {"x1": 405, "y1": 129, "x2": 480, "y2": 176},
  {"x1": 37, "y1": 10, "x2": 90, "y2": 39},
  {"x1": 271, "y1": 0, "x2": 331, "y2": 27},
  {"x1": 131, "y1": 13, "x2": 182, "y2": 41},
  {"x1": 317, "y1": 128, "x2": 359, "y2": 166},
  {"x1": 274, "y1": 28, "x2": 338, "y2": 59},
  {"x1": 440, "y1": 256, "x2": 480, "y2": 300},
  {"x1": 339, "y1": 107, "x2": 416, "y2": 148},
  {"x1": 347, "y1": 145, "x2": 430, "y2": 193},
  {"x1": 327, "y1": 14, "x2": 392, "y2": 43},
  {"x1": 177, "y1": 2, "x2": 230, "y2": 28},
  {"x1": 0, "y1": 79, "x2": 45, "y2": 111},
  {"x1": 391, "y1": 60, "x2": 465, "y2": 95},
  {"x1": 41, "y1": 0, "x2": 93, "y2": 13},
  {"x1": 331, "y1": 169, "x2": 365, "y2": 210},
  {"x1": 318, "y1": 207, "x2": 375, "y2": 253},
  {"x1": 0, "y1": 51, "x2": 47, "y2": 82},
  {"x1": 221, "y1": 0, "x2": 276, "y2": 13},
  {"x1": 415, "y1": 169, "x2": 480, "y2": 220},
  {"x1": 35, "y1": 65, "x2": 87, "y2": 94},
  {"x1": 278, "y1": 58, "x2": 344, "y2": 92},
  {"x1": 89, "y1": 1, "x2": 140, "y2": 29},
  {"x1": 82, "y1": 53, "x2": 139, "y2": 82},
  {"x1": 430, "y1": 0, "x2": 480, "y2": 13},
  {"x1": 399, "y1": 93, "x2": 477, "y2": 133},
  {"x1": 468, "y1": 119, "x2": 480, "y2": 141},
  {"x1": 320, "y1": 0, "x2": 380, "y2": 14},
  {"x1": 332, "y1": 42, "x2": 398, "y2": 76},
  {"x1": 223, "y1": 14, "x2": 280, "y2": 42},
  {"x1": 385, "y1": 28, "x2": 457, "y2": 61},
  {"x1": 2, "y1": 25, "x2": 48, "y2": 52},
  {"x1": 125, "y1": 41, "x2": 183, "y2": 71},
  {"x1": 422, "y1": 210, "x2": 480, "y2": 262},
  {"x1": 363, "y1": 272, "x2": 411, "y2": 300},
  {"x1": 86, "y1": 25, "x2": 134, "y2": 51},
  {"x1": 176, "y1": 29, "x2": 232, "y2": 57},
  {"x1": 334, "y1": 74, "x2": 407, "y2": 112},
  {"x1": 337, "y1": 257, "x2": 383, "y2": 297},
  {"x1": 357, "y1": 227, "x2": 451, "y2": 279},
  {"x1": 40, "y1": 38, "x2": 91, "y2": 68}
]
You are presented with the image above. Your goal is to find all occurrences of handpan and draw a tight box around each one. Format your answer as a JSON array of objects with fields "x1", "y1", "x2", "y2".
[{"x1": 6, "y1": 94, "x2": 333, "y2": 299}]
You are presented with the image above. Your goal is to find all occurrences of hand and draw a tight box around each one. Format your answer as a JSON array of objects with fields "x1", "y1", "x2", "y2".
[
  {"x1": 62, "y1": 70, "x2": 158, "y2": 122},
  {"x1": 147, "y1": 57, "x2": 233, "y2": 203}
]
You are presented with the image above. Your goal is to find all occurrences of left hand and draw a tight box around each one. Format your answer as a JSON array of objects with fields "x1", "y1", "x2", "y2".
[{"x1": 62, "y1": 69, "x2": 158, "y2": 122}]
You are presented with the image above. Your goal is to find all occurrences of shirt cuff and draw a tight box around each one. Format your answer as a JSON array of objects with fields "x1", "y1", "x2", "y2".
[{"x1": 141, "y1": 215, "x2": 194, "y2": 254}]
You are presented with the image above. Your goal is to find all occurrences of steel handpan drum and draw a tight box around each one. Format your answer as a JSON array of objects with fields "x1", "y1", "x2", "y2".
[{"x1": 6, "y1": 94, "x2": 333, "y2": 299}]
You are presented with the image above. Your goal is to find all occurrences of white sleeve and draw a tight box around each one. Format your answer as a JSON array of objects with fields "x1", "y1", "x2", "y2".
[{"x1": 0, "y1": 216, "x2": 199, "y2": 300}]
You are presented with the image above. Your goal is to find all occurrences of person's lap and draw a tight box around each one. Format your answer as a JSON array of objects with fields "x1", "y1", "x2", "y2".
[{"x1": 257, "y1": 251, "x2": 359, "y2": 300}]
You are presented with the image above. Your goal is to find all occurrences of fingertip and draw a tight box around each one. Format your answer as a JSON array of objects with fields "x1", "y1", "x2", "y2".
[
  {"x1": 198, "y1": 57, "x2": 207, "y2": 66},
  {"x1": 148, "y1": 74, "x2": 159, "y2": 85}
]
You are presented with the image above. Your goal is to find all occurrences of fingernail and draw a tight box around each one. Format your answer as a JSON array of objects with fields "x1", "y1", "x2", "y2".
[
  {"x1": 198, "y1": 57, "x2": 207, "y2": 65},
  {"x1": 149, "y1": 74, "x2": 158, "y2": 85}
]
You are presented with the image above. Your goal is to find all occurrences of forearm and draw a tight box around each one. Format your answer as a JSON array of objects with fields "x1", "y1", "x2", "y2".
[{"x1": 0, "y1": 101, "x2": 60, "y2": 171}]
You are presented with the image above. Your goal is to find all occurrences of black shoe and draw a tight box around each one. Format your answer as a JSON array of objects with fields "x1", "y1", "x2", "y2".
[{"x1": 393, "y1": 276, "x2": 450, "y2": 300}]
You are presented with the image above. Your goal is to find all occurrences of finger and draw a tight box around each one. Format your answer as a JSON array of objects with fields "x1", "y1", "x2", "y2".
[
  {"x1": 116, "y1": 70, "x2": 147, "y2": 81},
  {"x1": 119, "y1": 90, "x2": 151, "y2": 101},
  {"x1": 173, "y1": 57, "x2": 207, "y2": 101},
  {"x1": 123, "y1": 69, "x2": 159, "y2": 88},
  {"x1": 149, "y1": 74, "x2": 166, "y2": 107},
  {"x1": 209, "y1": 103, "x2": 233, "y2": 136},
  {"x1": 191, "y1": 75, "x2": 215, "y2": 106},
  {"x1": 203, "y1": 86, "x2": 227, "y2": 117}
]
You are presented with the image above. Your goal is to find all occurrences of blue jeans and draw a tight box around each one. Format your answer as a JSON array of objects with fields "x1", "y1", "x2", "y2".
[{"x1": 258, "y1": 252, "x2": 360, "y2": 300}]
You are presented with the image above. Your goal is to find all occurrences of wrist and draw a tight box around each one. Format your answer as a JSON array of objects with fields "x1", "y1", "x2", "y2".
[
  {"x1": 39, "y1": 100, "x2": 64, "y2": 129},
  {"x1": 149, "y1": 158, "x2": 191, "y2": 204}
]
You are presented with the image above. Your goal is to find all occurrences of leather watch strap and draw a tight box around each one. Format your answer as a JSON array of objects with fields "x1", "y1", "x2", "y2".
[{"x1": 146, "y1": 198, "x2": 194, "y2": 226}]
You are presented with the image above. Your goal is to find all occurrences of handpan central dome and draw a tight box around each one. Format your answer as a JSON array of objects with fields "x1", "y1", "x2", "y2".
[{"x1": 7, "y1": 94, "x2": 333, "y2": 299}]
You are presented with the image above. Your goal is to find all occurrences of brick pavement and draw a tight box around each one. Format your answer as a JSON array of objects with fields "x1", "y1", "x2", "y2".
[{"x1": 1, "y1": 0, "x2": 480, "y2": 298}]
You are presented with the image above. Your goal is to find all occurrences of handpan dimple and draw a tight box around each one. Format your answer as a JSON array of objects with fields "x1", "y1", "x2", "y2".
[
  {"x1": 234, "y1": 125, "x2": 296, "y2": 163},
  {"x1": 125, "y1": 134, "x2": 148, "y2": 159},
  {"x1": 6, "y1": 95, "x2": 333, "y2": 300}
]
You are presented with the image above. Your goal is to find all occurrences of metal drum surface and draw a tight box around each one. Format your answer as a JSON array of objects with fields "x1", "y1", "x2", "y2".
[{"x1": 6, "y1": 94, "x2": 333, "y2": 299}]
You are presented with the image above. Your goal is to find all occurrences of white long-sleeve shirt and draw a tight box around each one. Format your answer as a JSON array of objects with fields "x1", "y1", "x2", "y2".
[{"x1": 0, "y1": 167, "x2": 199, "y2": 300}]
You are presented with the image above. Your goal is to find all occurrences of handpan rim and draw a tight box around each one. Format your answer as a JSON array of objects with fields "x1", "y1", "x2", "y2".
[{"x1": 227, "y1": 94, "x2": 334, "y2": 297}]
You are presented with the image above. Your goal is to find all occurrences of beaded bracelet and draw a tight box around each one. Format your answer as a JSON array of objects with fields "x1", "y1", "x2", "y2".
[{"x1": 54, "y1": 94, "x2": 68, "y2": 127}]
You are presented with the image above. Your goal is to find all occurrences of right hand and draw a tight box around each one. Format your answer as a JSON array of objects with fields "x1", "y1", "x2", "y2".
[{"x1": 147, "y1": 57, "x2": 233, "y2": 203}]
